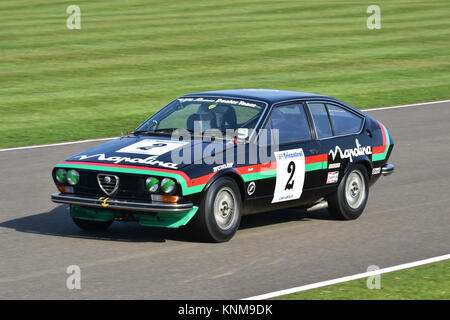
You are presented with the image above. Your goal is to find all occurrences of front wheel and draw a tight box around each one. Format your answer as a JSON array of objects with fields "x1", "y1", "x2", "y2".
[
  {"x1": 190, "y1": 177, "x2": 242, "y2": 242},
  {"x1": 327, "y1": 164, "x2": 369, "y2": 220}
]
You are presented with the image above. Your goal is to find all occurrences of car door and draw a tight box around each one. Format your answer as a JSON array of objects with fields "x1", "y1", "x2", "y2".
[
  {"x1": 306, "y1": 101, "x2": 367, "y2": 188},
  {"x1": 248, "y1": 102, "x2": 324, "y2": 213}
]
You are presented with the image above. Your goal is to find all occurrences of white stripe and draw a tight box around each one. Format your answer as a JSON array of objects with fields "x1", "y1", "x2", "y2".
[
  {"x1": 363, "y1": 99, "x2": 450, "y2": 112},
  {"x1": 0, "y1": 99, "x2": 449, "y2": 153},
  {"x1": 242, "y1": 254, "x2": 450, "y2": 300},
  {"x1": 0, "y1": 137, "x2": 117, "y2": 152}
]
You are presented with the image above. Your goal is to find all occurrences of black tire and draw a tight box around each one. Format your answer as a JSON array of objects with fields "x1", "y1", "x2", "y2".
[
  {"x1": 72, "y1": 217, "x2": 113, "y2": 232},
  {"x1": 189, "y1": 177, "x2": 242, "y2": 243},
  {"x1": 327, "y1": 164, "x2": 369, "y2": 220}
]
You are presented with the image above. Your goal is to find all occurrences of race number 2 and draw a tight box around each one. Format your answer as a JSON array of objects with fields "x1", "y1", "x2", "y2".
[{"x1": 272, "y1": 148, "x2": 305, "y2": 203}]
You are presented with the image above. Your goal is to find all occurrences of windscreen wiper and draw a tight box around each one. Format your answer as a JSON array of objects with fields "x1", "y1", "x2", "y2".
[{"x1": 152, "y1": 128, "x2": 194, "y2": 134}]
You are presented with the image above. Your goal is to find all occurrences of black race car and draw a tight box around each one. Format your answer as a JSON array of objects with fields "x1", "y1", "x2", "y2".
[{"x1": 51, "y1": 89, "x2": 394, "y2": 242}]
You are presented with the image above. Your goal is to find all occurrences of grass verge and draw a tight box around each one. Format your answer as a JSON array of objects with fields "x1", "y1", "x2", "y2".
[
  {"x1": 1, "y1": 0, "x2": 449, "y2": 147},
  {"x1": 273, "y1": 259, "x2": 450, "y2": 300}
]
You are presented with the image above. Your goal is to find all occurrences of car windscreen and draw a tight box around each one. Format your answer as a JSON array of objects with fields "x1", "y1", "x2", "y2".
[{"x1": 136, "y1": 97, "x2": 266, "y2": 134}]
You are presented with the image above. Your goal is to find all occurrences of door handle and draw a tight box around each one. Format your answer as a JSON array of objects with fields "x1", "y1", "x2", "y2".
[{"x1": 310, "y1": 148, "x2": 320, "y2": 155}]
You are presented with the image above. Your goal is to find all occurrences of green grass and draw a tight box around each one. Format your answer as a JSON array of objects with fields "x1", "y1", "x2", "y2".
[
  {"x1": 0, "y1": 0, "x2": 449, "y2": 148},
  {"x1": 273, "y1": 260, "x2": 450, "y2": 300}
]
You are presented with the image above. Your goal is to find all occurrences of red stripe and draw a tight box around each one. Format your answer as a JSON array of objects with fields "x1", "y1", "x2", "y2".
[
  {"x1": 62, "y1": 153, "x2": 328, "y2": 187},
  {"x1": 235, "y1": 162, "x2": 276, "y2": 175},
  {"x1": 234, "y1": 154, "x2": 327, "y2": 174},
  {"x1": 190, "y1": 173, "x2": 216, "y2": 185},
  {"x1": 61, "y1": 161, "x2": 183, "y2": 174},
  {"x1": 372, "y1": 146, "x2": 386, "y2": 154},
  {"x1": 60, "y1": 161, "x2": 203, "y2": 187},
  {"x1": 305, "y1": 154, "x2": 328, "y2": 164}
]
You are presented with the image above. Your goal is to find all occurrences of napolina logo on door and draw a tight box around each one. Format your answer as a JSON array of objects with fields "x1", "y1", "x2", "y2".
[{"x1": 329, "y1": 139, "x2": 372, "y2": 162}]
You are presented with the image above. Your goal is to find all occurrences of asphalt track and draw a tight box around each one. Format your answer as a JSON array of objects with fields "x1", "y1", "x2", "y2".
[{"x1": 0, "y1": 101, "x2": 449, "y2": 299}]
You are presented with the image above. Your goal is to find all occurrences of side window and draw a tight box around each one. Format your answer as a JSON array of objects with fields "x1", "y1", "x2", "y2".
[
  {"x1": 307, "y1": 103, "x2": 333, "y2": 139},
  {"x1": 327, "y1": 104, "x2": 363, "y2": 135},
  {"x1": 264, "y1": 104, "x2": 311, "y2": 144}
]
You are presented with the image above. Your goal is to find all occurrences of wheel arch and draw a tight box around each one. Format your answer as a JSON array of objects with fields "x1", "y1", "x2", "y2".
[
  {"x1": 202, "y1": 169, "x2": 246, "y2": 201},
  {"x1": 343, "y1": 156, "x2": 373, "y2": 181}
]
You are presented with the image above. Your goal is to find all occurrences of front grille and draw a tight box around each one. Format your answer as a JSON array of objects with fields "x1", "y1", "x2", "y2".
[
  {"x1": 73, "y1": 171, "x2": 150, "y2": 200},
  {"x1": 97, "y1": 174, "x2": 119, "y2": 196}
]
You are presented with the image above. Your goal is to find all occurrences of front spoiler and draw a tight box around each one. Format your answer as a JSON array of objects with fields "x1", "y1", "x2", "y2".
[{"x1": 51, "y1": 193, "x2": 193, "y2": 213}]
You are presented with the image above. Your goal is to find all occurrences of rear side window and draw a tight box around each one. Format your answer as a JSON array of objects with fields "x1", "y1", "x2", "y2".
[
  {"x1": 307, "y1": 103, "x2": 333, "y2": 139},
  {"x1": 327, "y1": 104, "x2": 363, "y2": 135}
]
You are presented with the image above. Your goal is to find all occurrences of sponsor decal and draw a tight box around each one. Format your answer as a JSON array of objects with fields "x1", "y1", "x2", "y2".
[
  {"x1": 213, "y1": 162, "x2": 233, "y2": 172},
  {"x1": 177, "y1": 97, "x2": 260, "y2": 108},
  {"x1": 272, "y1": 148, "x2": 305, "y2": 203},
  {"x1": 116, "y1": 139, "x2": 188, "y2": 156},
  {"x1": 247, "y1": 181, "x2": 256, "y2": 195},
  {"x1": 329, "y1": 139, "x2": 372, "y2": 162},
  {"x1": 78, "y1": 153, "x2": 180, "y2": 169},
  {"x1": 326, "y1": 171, "x2": 339, "y2": 184},
  {"x1": 178, "y1": 97, "x2": 216, "y2": 103},
  {"x1": 328, "y1": 162, "x2": 341, "y2": 169},
  {"x1": 372, "y1": 167, "x2": 381, "y2": 175}
]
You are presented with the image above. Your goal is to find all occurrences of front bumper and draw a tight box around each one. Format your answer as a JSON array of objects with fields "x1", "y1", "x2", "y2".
[{"x1": 51, "y1": 193, "x2": 193, "y2": 213}]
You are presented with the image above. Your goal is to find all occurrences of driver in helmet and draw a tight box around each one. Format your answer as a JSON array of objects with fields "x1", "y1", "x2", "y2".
[{"x1": 190, "y1": 104, "x2": 217, "y2": 131}]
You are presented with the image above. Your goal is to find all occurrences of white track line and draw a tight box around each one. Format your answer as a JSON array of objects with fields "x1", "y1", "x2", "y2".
[
  {"x1": 0, "y1": 99, "x2": 448, "y2": 153},
  {"x1": 0, "y1": 137, "x2": 117, "y2": 152},
  {"x1": 242, "y1": 254, "x2": 450, "y2": 300},
  {"x1": 363, "y1": 99, "x2": 450, "y2": 112}
]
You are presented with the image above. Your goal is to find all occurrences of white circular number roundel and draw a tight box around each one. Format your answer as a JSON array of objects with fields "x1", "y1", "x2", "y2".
[
  {"x1": 272, "y1": 148, "x2": 306, "y2": 203},
  {"x1": 116, "y1": 139, "x2": 189, "y2": 156}
]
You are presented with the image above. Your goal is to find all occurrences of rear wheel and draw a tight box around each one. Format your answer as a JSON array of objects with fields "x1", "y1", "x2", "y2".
[
  {"x1": 327, "y1": 164, "x2": 369, "y2": 220},
  {"x1": 190, "y1": 177, "x2": 242, "y2": 242},
  {"x1": 72, "y1": 217, "x2": 113, "y2": 231}
]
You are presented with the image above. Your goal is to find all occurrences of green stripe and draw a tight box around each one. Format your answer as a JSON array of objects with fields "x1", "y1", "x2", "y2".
[
  {"x1": 306, "y1": 161, "x2": 328, "y2": 172},
  {"x1": 58, "y1": 159, "x2": 328, "y2": 195},
  {"x1": 242, "y1": 170, "x2": 277, "y2": 182}
]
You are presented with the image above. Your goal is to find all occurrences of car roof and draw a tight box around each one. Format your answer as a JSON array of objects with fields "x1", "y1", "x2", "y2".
[{"x1": 180, "y1": 89, "x2": 333, "y2": 104}]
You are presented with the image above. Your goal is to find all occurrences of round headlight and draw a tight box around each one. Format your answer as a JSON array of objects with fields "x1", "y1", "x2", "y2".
[
  {"x1": 55, "y1": 169, "x2": 67, "y2": 184},
  {"x1": 146, "y1": 177, "x2": 159, "y2": 193},
  {"x1": 161, "y1": 178, "x2": 176, "y2": 194},
  {"x1": 67, "y1": 169, "x2": 80, "y2": 185}
]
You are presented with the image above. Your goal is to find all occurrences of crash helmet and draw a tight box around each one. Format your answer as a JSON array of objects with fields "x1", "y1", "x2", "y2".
[{"x1": 194, "y1": 104, "x2": 216, "y2": 131}]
